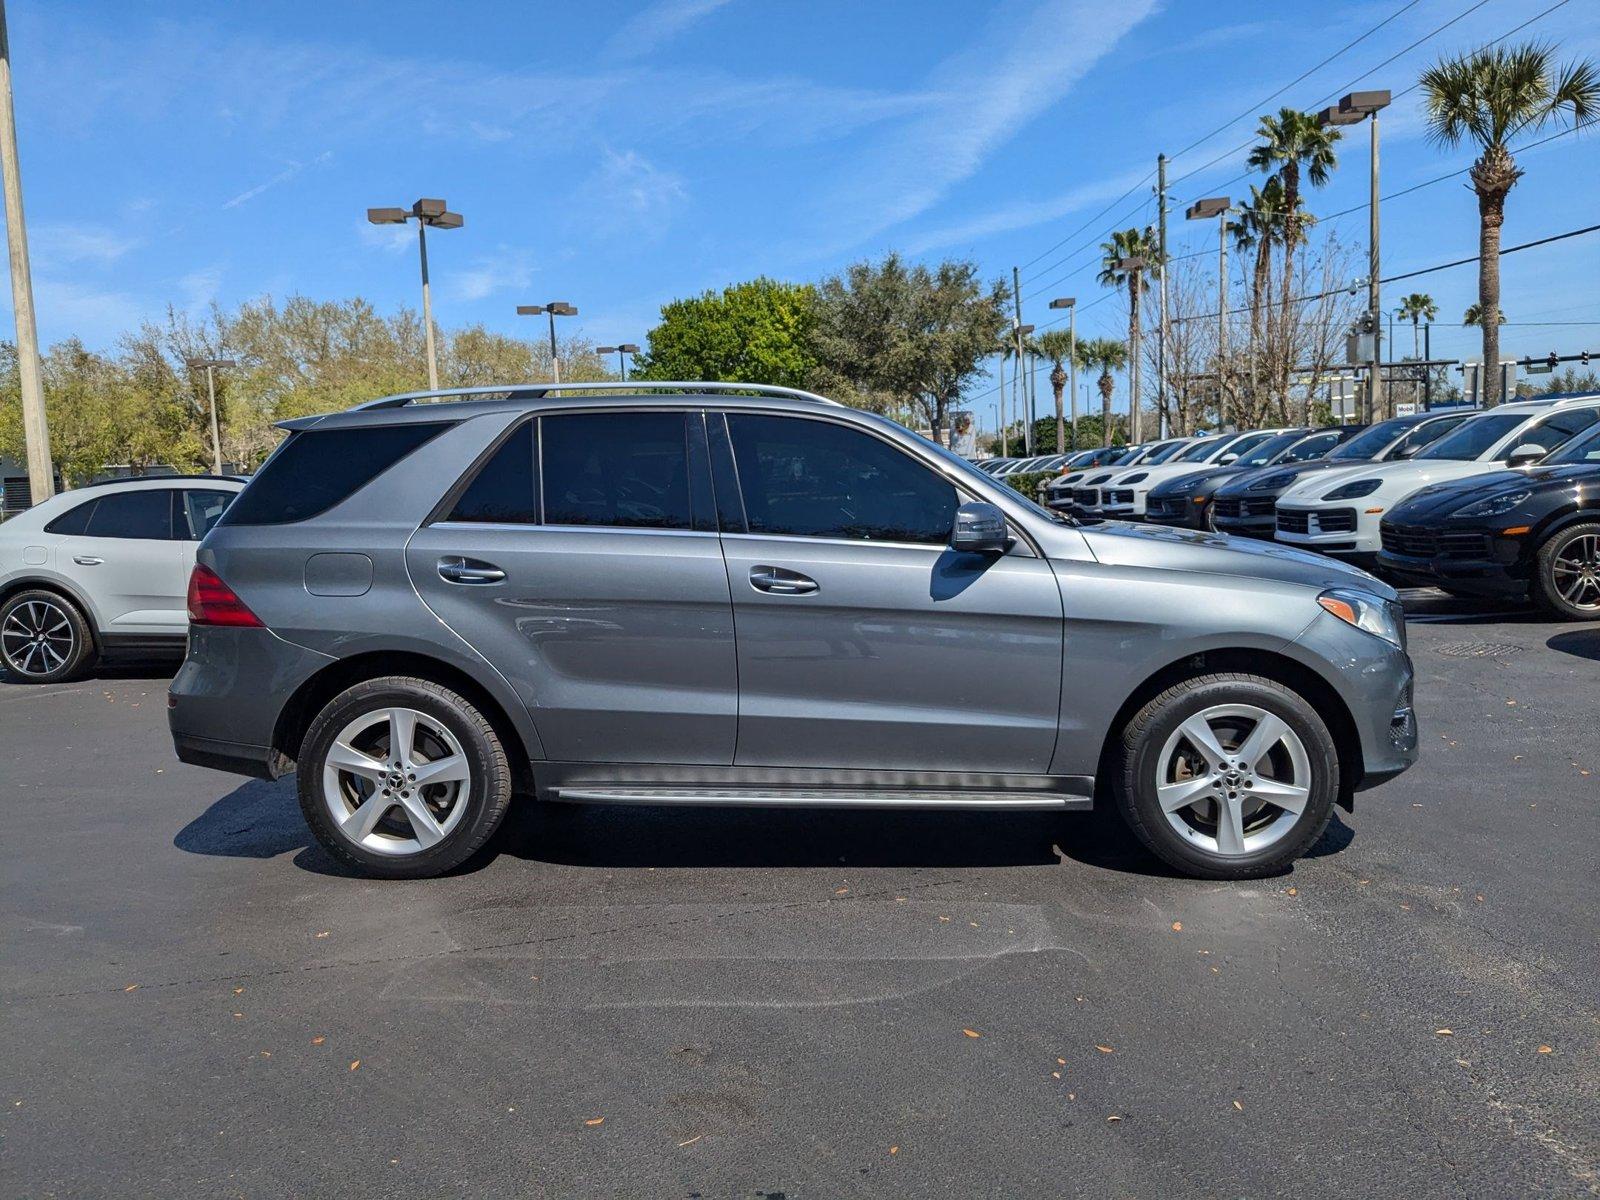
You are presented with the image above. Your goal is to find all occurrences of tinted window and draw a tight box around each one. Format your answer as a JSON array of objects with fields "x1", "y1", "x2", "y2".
[
  {"x1": 541, "y1": 412, "x2": 692, "y2": 530},
  {"x1": 726, "y1": 414, "x2": 957, "y2": 545},
  {"x1": 1282, "y1": 431, "x2": 1340, "y2": 462},
  {"x1": 45, "y1": 499, "x2": 96, "y2": 535},
  {"x1": 82, "y1": 488, "x2": 173, "y2": 539},
  {"x1": 1416, "y1": 413, "x2": 1527, "y2": 461},
  {"x1": 1241, "y1": 431, "x2": 1306, "y2": 467},
  {"x1": 1393, "y1": 415, "x2": 1465, "y2": 455},
  {"x1": 224, "y1": 423, "x2": 449, "y2": 526},
  {"x1": 1516, "y1": 408, "x2": 1600, "y2": 455},
  {"x1": 1215, "y1": 432, "x2": 1273, "y2": 462},
  {"x1": 1547, "y1": 423, "x2": 1600, "y2": 464},
  {"x1": 179, "y1": 489, "x2": 235, "y2": 539},
  {"x1": 449, "y1": 422, "x2": 538, "y2": 524},
  {"x1": 1172, "y1": 436, "x2": 1225, "y2": 462},
  {"x1": 1146, "y1": 441, "x2": 1191, "y2": 464},
  {"x1": 1330, "y1": 418, "x2": 1412, "y2": 459}
]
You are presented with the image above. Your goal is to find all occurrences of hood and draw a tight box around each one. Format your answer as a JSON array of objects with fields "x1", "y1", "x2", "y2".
[
  {"x1": 1078, "y1": 521, "x2": 1397, "y2": 598},
  {"x1": 1277, "y1": 458, "x2": 1488, "y2": 505},
  {"x1": 1215, "y1": 457, "x2": 1348, "y2": 498},
  {"x1": 1390, "y1": 462, "x2": 1600, "y2": 522},
  {"x1": 1107, "y1": 461, "x2": 1218, "y2": 488},
  {"x1": 1149, "y1": 465, "x2": 1241, "y2": 499}
]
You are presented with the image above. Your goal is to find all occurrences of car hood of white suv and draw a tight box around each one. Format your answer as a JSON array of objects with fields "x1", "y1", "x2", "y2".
[
  {"x1": 1103, "y1": 460, "x2": 1220, "y2": 490},
  {"x1": 1275, "y1": 457, "x2": 1497, "y2": 510}
]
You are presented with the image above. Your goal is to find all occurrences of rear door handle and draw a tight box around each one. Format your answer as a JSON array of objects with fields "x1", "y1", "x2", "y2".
[
  {"x1": 437, "y1": 556, "x2": 506, "y2": 585},
  {"x1": 73, "y1": 556, "x2": 104, "y2": 566},
  {"x1": 749, "y1": 565, "x2": 819, "y2": 595}
]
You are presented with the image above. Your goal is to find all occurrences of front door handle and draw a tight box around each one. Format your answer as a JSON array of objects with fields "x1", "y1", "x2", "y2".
[
  {"x1": 73, "y1": 555, "x2": 104, "y2": 566},
  {"x1": 749, "y1": 565, "x2": 819, "y2": 596},
  {"x1": 438, "y1": 556, "x2": 506, "y2": 585}
]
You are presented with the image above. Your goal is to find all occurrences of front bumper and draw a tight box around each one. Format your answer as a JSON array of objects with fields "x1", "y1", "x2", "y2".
[
  {"x1": 1275, "y1": 505, "x2": 1377, "y2": 557},
  {"x1": 1210, "y1": 496, "x2": 1279, "y2": 539},
  {"x1": 1144, "y1": 494, "x2": 1209, "y2": 529},
  {"x1": 1375, "y1": 521, "x2": 1532, "y2": 598},
  {"x1": 1291, "y1": 612, "x2": 1419, "y2": 789}
]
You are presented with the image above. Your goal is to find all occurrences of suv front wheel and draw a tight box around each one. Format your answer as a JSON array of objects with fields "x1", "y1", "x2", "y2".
[
  {"x1": 298, "y1": 677, "x2": 514, "y2": 878},
  {"x1": 1113, "y1": 673, "x2": 1340, "y2": 879},
  {"x1": 0, "y1": 589, "x2": 96, "y2": 683}
]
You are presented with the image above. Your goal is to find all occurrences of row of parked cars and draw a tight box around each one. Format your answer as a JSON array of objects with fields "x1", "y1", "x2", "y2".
[{"x1": 995, "y1": 391, "x2": 1600, "y2": 619}]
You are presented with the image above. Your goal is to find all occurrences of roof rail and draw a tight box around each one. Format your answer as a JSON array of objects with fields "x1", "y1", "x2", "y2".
[{"x1": 353, "y1": 381, "x2": 843, "y2": 411}]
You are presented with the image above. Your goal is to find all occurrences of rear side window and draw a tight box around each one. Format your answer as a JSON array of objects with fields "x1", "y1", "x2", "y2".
[
  {"x1": 725, "y1": 413, "x2": 957, "y2": 545},
  {"x1": 223, "y1": 423, "x2": 449, "y2": 525},
  {"x1": 540, "y1": 412, "x2": 693, "y2": 530},
  {"x1": 448, "y1": 422, "x2": 538, "y2": 524},
  {"x1": 178, "y1": 489, "x2": 237, "y2": 539},
  {"x1": 82, "y1": 489, "x2": 174, "y2": 539},
  {"x1": 1516, "y1": 408, "x2": 1600, "y2": 456},
  {"x1": 45, "y1": 499, "x2": 96, "y2": 535}
]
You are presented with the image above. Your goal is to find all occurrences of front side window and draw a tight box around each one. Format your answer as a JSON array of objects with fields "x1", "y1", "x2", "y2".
[
  {"x1": 1512, "y1": 408, "x2": 1600, "y2": 457},
  {"x1": 1416, "y1": 413, "x2": 1526, "y2": 462},
  {"x1": 83, "y1": 489, "x2": 174, "y2": 540},
  {"x1": 1242, "y1": 431, "x2": 1306, "y2": 467},
  {"x1": 725, "y1": 414, "x2": 957, "y2": 545},
  {"x1": 448, "y1": 422, "x2": 538, "y2": 524},
  {"x1": 541, "y1": 411, "x2": 693, "y2": 530},
  {"x1": 1546, "y1": 422, "x2": 1600, "y2": 465}
]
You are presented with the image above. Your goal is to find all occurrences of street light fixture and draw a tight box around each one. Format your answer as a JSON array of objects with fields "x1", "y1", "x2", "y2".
[
  {"x1": 596, "y1": 343, "x2": 640, "y2": 382},
  {"x1": 1322, "y1": 89, "x2": 1390, "y2": 418},
  {"x1": 1186, "y1": 197, "x2": 1233, "y2": 428},
  {"x1": 186, "y1": 357, "x2": 236, "y2": 475},
  {"x1": 1049, "y1": 298, "x2": 1077, "y2": 451},
  {"x1": 367, "y1": 198, "x2": 464, "y2": 393},
  {"x1": 517, "y1": 302, "x2": 579, "y2": 383}
]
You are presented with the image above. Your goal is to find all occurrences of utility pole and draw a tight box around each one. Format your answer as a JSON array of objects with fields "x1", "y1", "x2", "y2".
[
  {"x1": 1012, "y1": 266, "x2": 1029, "y2": 455},
  {"x1": 0, "y1": 1, "x2": 50, "y2": 504},
  {"x1": 1156, "y1": 153, "x2": 1170, "y2": 439},
  {"x1": 188, "y1": 357, "x2": 236, "y2": 475},
  {"x1": 997, "y1": 347, "x2": 1008, "y2": 458}
]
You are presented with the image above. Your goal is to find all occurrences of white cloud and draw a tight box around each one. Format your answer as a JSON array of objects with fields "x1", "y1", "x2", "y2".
[
  {"x1": 589, "y1": 148, "x2": 687, "y2": 230},
  {"x1": 902, "y1": 166, "x2": 1157, "y2": 256},
  {"x1": 358, "y1": 219, "x2": 414, "y2": 255},
  {"x1": 34, "y1": 279, "x2": 144, "y2": 345},
  {"x1": 447, "y1": 247, "x2": 534, "y2": 302},
  {"x1": 607, "y1": 0, "x2": 736, "y2": 61},
  {"x1": 221, "y1": 150, "x2": 334, "y2": 209},
  {"x1": 30, "y1": 222, "x2": 140, "y2": 267}
]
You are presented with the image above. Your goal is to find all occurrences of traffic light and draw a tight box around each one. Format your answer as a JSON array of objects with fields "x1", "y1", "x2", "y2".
[{"x1": 1547, "y1": 351, "x2": 1560, "y2": 370}]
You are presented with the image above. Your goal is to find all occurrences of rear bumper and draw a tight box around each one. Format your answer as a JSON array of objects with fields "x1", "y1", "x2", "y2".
[{"x1": 171, "y1": 731, "x2": 283, "y2": 780}]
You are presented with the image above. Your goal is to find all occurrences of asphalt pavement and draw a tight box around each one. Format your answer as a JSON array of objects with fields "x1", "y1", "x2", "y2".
[{"x1": 2, "y1": 591, "x2": 1597, "y2": 1198}]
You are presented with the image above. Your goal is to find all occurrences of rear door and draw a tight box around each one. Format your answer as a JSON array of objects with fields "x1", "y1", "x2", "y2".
[
  {"x1": 54, "y1": 487, "x2": 187, "y2": 634},
  {"x1": 712, "y1": 411, "x2": 1064, "y2": 774},
  {"x1": 407, "y1": 410, "x2": 738, "y2": 766}
]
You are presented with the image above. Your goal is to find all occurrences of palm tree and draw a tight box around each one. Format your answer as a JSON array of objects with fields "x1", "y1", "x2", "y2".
[
  {"x1": 1395, "y1": 293, "x2": 1439, "y2": 359},
  {"x1": 1097, "y1": 227, "x2": 1158, "y2": 440},
  {"x1": 1247, "y1": 107, "x2": 1340, "y2": 326},
  {"x1": 1076, "y1": 337, "x2": 1127, "y2": 447},
  {"x1": 1030, "y1": 330, "x2": 1077, "y2": 452},
  {"x1": 1422, "y1": 43, "x2": 1599, "y2": 405},
  {"x1": 1462, "y1": 302, "x2": 1507, "y2": 327},
  {"x1": 1228, "y1": 179, "x2": 1291, "y2": 348}
]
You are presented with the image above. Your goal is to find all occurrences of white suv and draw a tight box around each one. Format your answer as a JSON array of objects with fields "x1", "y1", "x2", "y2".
[
  {"x1": 0, "y1": 476, "x2": 244, "y2": 682},
  {"x1": 1096, "y1": 430, "x2": 1294, "y2": 520},
  {"x1": 1273, "y1": 396, "x2": 1600, "y2": 562}
]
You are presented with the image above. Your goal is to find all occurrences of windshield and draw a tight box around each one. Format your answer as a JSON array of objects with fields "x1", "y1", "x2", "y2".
[
  {"x1": 1110, "y1": 446, "x2": 1144, "y2": 465},
  {"x1": 1172, "y1": 436, "x2": 1225, "y2": 463},
  {"x1": 1145, "y1": 440, "x2": 1192, "y2": 464},
  {"x1": 1416, "y1": 413, "x2": 1526, "y2": 461},
  {"x1": 1241, "y1": 430, "x2": 1307, "y2": 467},
  {"x1": 1217, "y1": 431, "x2": 1274, "y2": 463},
  {"x1": 1545, "y1": 422, "x2": 1600, "y2": 465},
  {"x1": 1330, "y1": 420, "x2": 1413, "y2": 459}
]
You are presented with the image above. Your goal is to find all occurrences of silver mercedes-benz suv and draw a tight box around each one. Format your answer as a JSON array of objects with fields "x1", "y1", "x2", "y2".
[{"x1": 169, "y1": 382, "x2": 1418, "y2": 880}]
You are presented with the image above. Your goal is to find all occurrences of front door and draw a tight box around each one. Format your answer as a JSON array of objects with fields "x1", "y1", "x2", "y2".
[
  {"x1": 711, "y1": 412, "x2": 1064, "y2": 774},
  {"x1": 407, "y1": 410, "x2": 738, "y2": 766}
]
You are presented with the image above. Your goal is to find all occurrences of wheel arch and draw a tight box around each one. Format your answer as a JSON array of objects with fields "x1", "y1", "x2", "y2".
[
  {"x1": 1095, "y1": 647, "x2": 1364, "y2": 808},
  {"x1": 271, "y1": 650, "x2": 537, "y2": 794},
  {"x1": 1529, "y1": 501, "x2": 1600, "y2": 549},
  {"x1": 0, "y1": 574, "x2": 103, "y2": 651}
]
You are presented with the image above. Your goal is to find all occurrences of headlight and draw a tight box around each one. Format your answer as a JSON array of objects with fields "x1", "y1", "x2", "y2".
[
  {"x1": 1120, "y1": 472, "x2": 1148, "y2": 485},
  {"x1": 1323, "y1": 478, "x2": 1382, "y2": 501},
  {"x1": 1318, "y1": 588, "x2": 1404, "y2": 647},
  {"x1": 1449, "y1": 489, "x2": 1530, "y2": 519}
]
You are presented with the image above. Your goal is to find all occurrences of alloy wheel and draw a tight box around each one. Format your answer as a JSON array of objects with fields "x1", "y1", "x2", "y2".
[
  {"x1": 1551, "y1": 533, "x2": 1600, "y2": 612},
  {"x1": 321, "y1": 706, "x2": 472, "y2": 856},
  {"x1": 1155, "y1": 703, "x2": 1313, "y2": 857},
  {"x1": 1, "y1": 599, "x2": 75, "y2": 678}
]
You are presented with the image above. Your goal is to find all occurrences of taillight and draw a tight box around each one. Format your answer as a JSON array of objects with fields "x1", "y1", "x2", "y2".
[{"x1": 187, "y1": 564, "x2": 263, "y2": 627}]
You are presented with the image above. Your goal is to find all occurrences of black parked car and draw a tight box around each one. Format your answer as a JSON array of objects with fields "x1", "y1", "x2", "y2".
[
  {"x1": 1376, "y1": 420, "x2": 1600, "y2": 618},
  {"x1": 1210, "y1": 412, "x2": 1466, "y2": 539},
  {"x1": 1145, "y1": 427, "x2": 1335, "y2": 529}
]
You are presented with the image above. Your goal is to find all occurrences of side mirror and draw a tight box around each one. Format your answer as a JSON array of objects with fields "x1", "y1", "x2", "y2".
[
  {"x1": 1507, "y1": 443, "x2": 1545, "y2": 468},
  {"x1": 1391, "y1": 443, "x2": 1418, "y2": 460},
  {"x1": 952, "y1": 501, "x2": 1009, "y2": 553},
  {"x1": 1219, "y1": 452, "x2": 1239, "y2": 465}
]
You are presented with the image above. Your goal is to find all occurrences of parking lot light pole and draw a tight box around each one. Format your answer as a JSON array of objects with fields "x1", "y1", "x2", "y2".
[
  {"x1": 1321, "y1": 91, "x2": 1389, "y2": 421},
  {"x1": 1049, "y1": 297, "x2": 1076, "y2": 450},
  {"x1": 367, "y1": 200, "x2": 463, "y2": 393},
  {"x1": 1185, "y1": 197, "x2": 1231, "y2": 430},
  {"x1": 517, "y1": 303, "x2": 577, "y2": 383},
  {"x1": 187, "y1": 357, "x2": 236, "y2": 475},
  {"x1": 596, "y1": 343, "x2": 639, "y2": 382}
]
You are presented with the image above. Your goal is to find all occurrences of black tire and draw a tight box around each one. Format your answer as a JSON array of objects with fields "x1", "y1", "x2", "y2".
[
  {"x1": 0, "y1": 589, "x2": 97, "y2": 683},
  {"x1": 298, "y1": 676, "x2": 514, "y2": 879},
  {"x1": 1111, "y1": 673, "x2": 1340, "y2": 880},
  {"x1": 1532, "y1": 521, "x2": 1600, "y2": 621}
]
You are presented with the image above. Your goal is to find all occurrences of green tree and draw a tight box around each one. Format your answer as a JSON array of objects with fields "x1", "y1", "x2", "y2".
[
  {"x1": 810, "y1": 253, "x2": 1008, "y2": 443},
  {"x1": 1075, "y1": 337, "x2": 1128, "y2": 447},
  {"x1": 1228, "y1": 179, "x2": 1291, "y2": 349},
  {"x1": 1394, "y1": 293, "x2": 1439, "y2": 359},
  {"x1": 632, "y1": 277, "x2": 817, "y2": 390},
  {"x1": 1462, "y1": 302, "x2": 1507, "y2": 327},
  {"x1": 1247, "y1": 107, "x2": 1340, "y2": 327},
  {"x1": 1421, "y1": 42, "x2": 1599, "y2": 404},
  {"x1": 1031, "y1": 329, "x2": 1077, "y2": 453},
  {"x1": 1097, "y1": 228, "x2": 1158, "y2": 438}
]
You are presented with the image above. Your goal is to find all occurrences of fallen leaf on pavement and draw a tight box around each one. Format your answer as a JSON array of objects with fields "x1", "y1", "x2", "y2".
[
  {"x1": 1232, "y1": 1100, "x2": 1244, "y2": 1111},
  {"x1": 312, "y1": 1036, "x2": 325, "y2": 1045},
  {"x1": 1435, "y1": 1029, "x2": 1453, "y2": 1037},
  {"x1": 834, "y1": 887, "x2": 848, "y2": 895},
  {"x1": 1537, "y1": 1045, "x2": 1553, "y2": 1054},
  {"x1": 123, "y1": 984, "x2": 138, "y2": 993},
  {"x1": 585, "y1": 1117, "x2": 604, "y2": 1127},
  {"x1": 678, "y1": 1135, "x2": 701, "y2": 1147},
  {"x1": 349, "y1": 1060, "x2": 361, "y2": 1070},
  {"x1": 1095, "y1": 1045, "x2": 1114, "y2": 1054},
  {"x1": 889, "y1": 1146, "x2": 899, "y2": 1155},
  {"x1": 962, "y1": 1029, "x2": 981, "y2": 1039},
  {"x1": 1171, "y1": 922, "x2": 1182, "y2": 932}
]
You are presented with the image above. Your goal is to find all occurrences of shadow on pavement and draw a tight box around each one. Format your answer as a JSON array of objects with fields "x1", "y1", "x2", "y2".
[{"x1": 1546, "y1": 628, "x2": 1600, "y2": 662}]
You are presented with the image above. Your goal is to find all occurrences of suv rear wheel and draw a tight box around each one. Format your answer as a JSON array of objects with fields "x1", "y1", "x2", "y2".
[
  {"x1": 1113, "y1": 673, "x2": 1339, "y2": 879},
  {"x1": 298, "y1": 677, "x2": 513, "y2": 878},
  {"x1": 1533, "y1": 522, "x2": 1600, "y2": 620},
  {"x1": 0, "y1": 590, "x2": 96, "y2": 683}
]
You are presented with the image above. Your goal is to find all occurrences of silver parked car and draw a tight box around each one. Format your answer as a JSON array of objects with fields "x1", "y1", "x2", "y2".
[{"x1": 169, "y1": 383, "x2": 1419, "y2": 881}]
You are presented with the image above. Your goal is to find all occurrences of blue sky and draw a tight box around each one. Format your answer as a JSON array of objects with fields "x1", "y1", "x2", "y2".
[{"x1": 10, "y1": 0, "x2": 1600, "y2": 422}]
